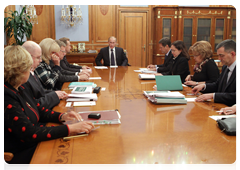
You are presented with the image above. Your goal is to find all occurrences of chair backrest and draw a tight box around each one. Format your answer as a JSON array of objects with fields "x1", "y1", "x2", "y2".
[
  {"x1": 124, "y1": 49, "x2": 131, "y2": 66},
  {"x1": 4, "y1": 152, "x2": 14, "y2": 162}
]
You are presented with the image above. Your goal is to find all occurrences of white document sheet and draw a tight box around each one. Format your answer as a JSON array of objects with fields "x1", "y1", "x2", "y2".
[
  {"x1": 73, "y1": 101, "x2": 96, "y2": 106},
  {"x1": 209, "y1": 115, "x2": 236, "y2": 121},
  {"x1": 89, "y1": 77, "x2": 102, "y2": 80},
  {"x1": 94, "y1": 66, "x2": 108, "y2": 69}
]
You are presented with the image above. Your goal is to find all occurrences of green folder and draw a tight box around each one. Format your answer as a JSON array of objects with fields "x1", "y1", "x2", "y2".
[{"x1": 155, "y1": 75, "x2": 183, "y2": 91}]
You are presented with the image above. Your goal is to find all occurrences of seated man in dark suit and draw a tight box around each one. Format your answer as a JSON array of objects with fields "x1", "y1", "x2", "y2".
[
  {"x1": 59, "y1": 37, "x2": 91, "y2": 73},
  {"x1": 95, "y1": 36, "x2": 128, "y2": 66},
  {"x1": 147, "y1": 37, "x2": 173, "y2": 73},
  {"x1": 192, "y1": 39, "x2": 236, "y2": 106}
]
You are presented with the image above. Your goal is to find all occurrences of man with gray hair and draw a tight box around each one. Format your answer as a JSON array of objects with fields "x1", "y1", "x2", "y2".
[
  {"x1": 22, "y1": 41, "x2": 68, "y2": 109},
  {"x1": 192, "y1": 39, "x2": 236, "y2": 106}
]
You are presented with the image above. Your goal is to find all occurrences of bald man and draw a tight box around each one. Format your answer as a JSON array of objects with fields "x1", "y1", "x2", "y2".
[{"x1": 22, "y1": 41, "x2": 68, "y2": 109}]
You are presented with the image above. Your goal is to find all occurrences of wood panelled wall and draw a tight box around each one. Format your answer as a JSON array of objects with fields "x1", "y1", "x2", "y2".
[
  {"x1": 4, "y1": 5, "x2": 235, "y2": 67},
  {"x1": 85, "y1": 5, "x2": 118, "y2": 52},
  {"x1": 30, "y1": 5, "x2": 55, "y2": 43}
]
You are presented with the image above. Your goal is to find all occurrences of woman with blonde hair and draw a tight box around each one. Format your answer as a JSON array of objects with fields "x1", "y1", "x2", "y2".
[
  {"x1": 4, "y1": 45, "x2": 94, "y2": 164},
  {"x1": 35, "y1": 38, "x2": 88, "y2": 90},
  {"x1": 184, "y1": 41, "x2": 219, "y2": 86}
]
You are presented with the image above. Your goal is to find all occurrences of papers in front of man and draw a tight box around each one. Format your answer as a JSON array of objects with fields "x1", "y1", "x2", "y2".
[
  {"x1": 94, "y1": 66, "x2": 108, "y2": 69},
  {"x1": 148, "y1": 91, "x2": 185, "y2": 98},
  {"x1": 63, "y1": 110, "x2": 121, "y2": 125},
  {"x1": 139, "y1": 74, "x2": 155, "y2": 80},
  {"x1": 71, "y1": 86, "x2": 93, "y2": 94},
  {"x1": 143, "y1": 91, "x2": 170, "y2": 97},
  {"x1": 134, "y1": 68, "x2": 157, "y2": 74},
  {"x1": 68, "y1": 82, "x2": 97, "y2": 88},
  {"x1": 144, "y1": 91, "x2": 187, "y2": 104},
  {"x1": 89, "y1": 77, "x2": 102, "y2": 80},
  {"x1": 209, "y1": 115, "x2": 236, "y2": 121},
  {"x1": 67, "y1": 93, "x2": 98, "y2": 102},
  {"x1": 110, "y1": 66, "x2": 118, "y2": 68}
]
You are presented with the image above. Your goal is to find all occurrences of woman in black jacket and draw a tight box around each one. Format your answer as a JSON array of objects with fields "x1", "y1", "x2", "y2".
[
  {"x1": 184, "y1": 41, "x2": 219, "y2": 86},
  {"x1": 4, "y1": 45, "x2": 94, "y2": 164},
  {"x1": 159, "y1": 40, "x2": 190, "y2": 83}
]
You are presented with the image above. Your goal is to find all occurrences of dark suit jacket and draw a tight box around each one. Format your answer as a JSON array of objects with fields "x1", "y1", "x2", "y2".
[
  {"x1": 157, "y1": 50, "x2": 173, "y2": 73},
  {"x1": 95, "y1": 47, "x2": 128, "y2": 66},
  {"x1": 203, "y1": 65, "x2": 236, "y2": 106},
  {"x1": 162, "y1": 53, "x2": 190, "y2": 83},
  {"x1": 22, "y1": 74, "x2": 60, "y2": 109},
  {"x1": 60, "y1": 56, "x2": 82, "y2": 72},
  {"x1": 192, "y1": 59, "x2": 220, "y2": 83},
  {"x1": 4, "y1": 82, "x2": 69, "y2": 163},
  {"x1": 50, "y1": 59, "x2": 76, "y2": 76}
]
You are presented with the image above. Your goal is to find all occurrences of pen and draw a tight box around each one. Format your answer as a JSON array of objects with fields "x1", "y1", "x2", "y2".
[
  {"x1": 216, "y1": 110, "x2": 232, "y2": 113},
  {"x1": 63, "y1": 134, "x2": 88, "y2": 141}
]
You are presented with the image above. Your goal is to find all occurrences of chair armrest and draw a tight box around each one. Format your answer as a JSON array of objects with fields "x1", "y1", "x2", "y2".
[{"x1": 4, "y1": 152, "x2": 14, "y2": 162}]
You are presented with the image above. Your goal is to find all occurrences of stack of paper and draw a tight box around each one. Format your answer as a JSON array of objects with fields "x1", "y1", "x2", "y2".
[
  {"x1": 134, "y1": 68, "x2": 157, "y2": 74},
  {"x1": 139, "y1": 74, "x2": 155, "y2": 80},
  {"x1": 143, "y1": 91, "x2": 170, "y2": 97},
  {"x1": 144, "y1": 91, "x2": 187, "y2": 104},
  {"x1": 67, "y1": 94, "x2": 98, "y2": 102},
  {"x1": 94, "y1": 66, "x2": 108, "y2": 69}
]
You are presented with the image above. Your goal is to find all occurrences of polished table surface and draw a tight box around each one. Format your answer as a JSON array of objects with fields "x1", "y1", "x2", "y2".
[{"x1": 30, "y1": 66, "x2": 236, "y2": 164}]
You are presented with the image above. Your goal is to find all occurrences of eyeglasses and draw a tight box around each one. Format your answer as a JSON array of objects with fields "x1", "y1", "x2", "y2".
[
  {"x1": 31, "y1": 55, "x2": 42, "y2": 60},
  {"x1": 60, "y1": 50, "x2": 66, "y2": 53}
]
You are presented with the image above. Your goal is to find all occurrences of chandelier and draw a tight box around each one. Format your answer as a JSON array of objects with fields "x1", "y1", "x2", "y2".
[
  {"x1": 61, "y1": 5, "x2": 83, "y2": 27},
  {"x1": 25, "y1": 5, "x2": 38, "y2": 25}
]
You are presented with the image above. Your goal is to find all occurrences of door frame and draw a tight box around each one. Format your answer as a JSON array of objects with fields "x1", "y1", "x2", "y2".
[{"x1": 117, "y1": 8, "x2": 151, "y2": 66}]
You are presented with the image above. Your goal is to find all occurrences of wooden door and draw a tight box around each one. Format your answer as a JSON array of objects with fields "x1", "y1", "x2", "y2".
[{"x1": 119, "y1": 12, "x2": 147, "y2": 67}]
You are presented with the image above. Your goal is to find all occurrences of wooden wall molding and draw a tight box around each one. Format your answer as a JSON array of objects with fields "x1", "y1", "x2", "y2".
[{"x1": 30, "y1": 5, "x2": 55, "y2": 43}]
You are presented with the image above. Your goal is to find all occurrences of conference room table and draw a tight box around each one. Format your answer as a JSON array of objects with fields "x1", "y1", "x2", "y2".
[{"x1": 30, "y1": 66, "x2": 236, "y2": 164}]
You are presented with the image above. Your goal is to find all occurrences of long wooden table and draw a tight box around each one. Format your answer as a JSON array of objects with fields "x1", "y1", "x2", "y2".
[{"x1": 30, "y1": 66, "x2": 236, "y2": 164}]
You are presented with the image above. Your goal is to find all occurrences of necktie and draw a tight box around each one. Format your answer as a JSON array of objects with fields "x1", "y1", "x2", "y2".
[
  {"x1": 111, "y1": 49, "x2": 115, "y2": 66},
  {"x1": 32, "y1": 73, "x2": 39, "y2": 83},
  {"x1": 221, "y1": 68, "x2": 230, "y2": 92}
]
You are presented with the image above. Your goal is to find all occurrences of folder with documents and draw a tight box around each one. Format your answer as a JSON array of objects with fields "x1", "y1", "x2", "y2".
[
  {"x1": 66, "y1": 94, "x2": 98, "y2": 102},
  {"x1": 155, "y1": 75, "x2": 183, "y2": 91},
  {"x1": 148, "y1": 96, "x2": 187, "y2": 104},
  {"x1": 144, "y1": 91, "x2": 187, "y2": 104},
  {"x1": 63, "y1": 110, "x2": 121, "y2": 125},
  {"x1": 71, "y1": 86, "x2": 93, "y2": 94},
  {"x1": 143, "y1": 91, "x2": 170, "y2": 97}
]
